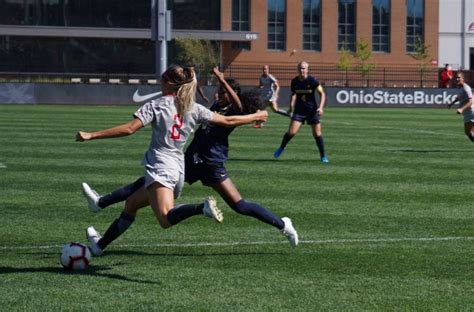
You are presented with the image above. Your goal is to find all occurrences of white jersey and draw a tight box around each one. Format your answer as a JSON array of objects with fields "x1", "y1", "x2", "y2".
[
  {"x1": 134, "y1": 95, "x2": 213, "y2": 175},
  {"x1": 259, "y1": 74, "x2": 278, "y2": 101},
  {"x1": 458, "y1": 83, "x2": 473, "y2": 122}
]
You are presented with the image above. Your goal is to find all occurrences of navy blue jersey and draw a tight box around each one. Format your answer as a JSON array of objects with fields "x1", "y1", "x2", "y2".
[
  {"x1": 291, "y1": 75, "x2": 321, "y2": 114},
  {"x1": 185, "y1": 101, "x2": 237, "y2": 163}
]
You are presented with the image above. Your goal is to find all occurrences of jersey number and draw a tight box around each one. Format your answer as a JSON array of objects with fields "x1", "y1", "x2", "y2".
[{"x1": 170, "y1": 114, "x2": 184, "y2": 140}]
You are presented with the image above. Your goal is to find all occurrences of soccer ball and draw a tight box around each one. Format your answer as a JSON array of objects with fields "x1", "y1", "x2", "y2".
[{"x1": 60, "y1": 242, "x2": 91, "y2": 270}]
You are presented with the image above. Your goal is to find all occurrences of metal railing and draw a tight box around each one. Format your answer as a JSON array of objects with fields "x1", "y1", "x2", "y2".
[{"x1": 0, "y1": 66, "x2": 472, "y2": 88}]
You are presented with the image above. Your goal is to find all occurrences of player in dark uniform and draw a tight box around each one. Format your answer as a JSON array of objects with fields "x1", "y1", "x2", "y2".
[
  {"x1": 273, "y1": 61, "x2": 328, "y2": 163},
  {"x1": 81, "y1": 67, "x2": 299, "y2": 251}
]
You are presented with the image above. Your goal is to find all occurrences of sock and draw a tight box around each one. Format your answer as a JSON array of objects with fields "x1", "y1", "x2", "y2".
[
  {"x1": 98, "y1": 176, "x2": 146, "y2": 208},
  {"x1": 280, "y1": 132, "x2": 293, "y2": 149},
  {"x1": 167, "y1": 203, "x2": 204, "y2": 225},
  {"x1": 470, "y1": 134, "x2": 474, "y2": 142},
  {"x1": 232, "y1": 199, "x2": 284, "y2": 230},
  {"x1": 315, "y1": 135, "x2": 325, "y2": 157},
  {"x1": 276, "y1": 109, "x2": 290, "y2": 117},
  {"x1": 97, "y1": 212, "x2": 135, "y2": 250}
]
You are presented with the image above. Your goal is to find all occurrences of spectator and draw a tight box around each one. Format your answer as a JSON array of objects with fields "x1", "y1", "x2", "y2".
[{"x1": 440, "y1": 64, "x2": 453, "y2": 88}]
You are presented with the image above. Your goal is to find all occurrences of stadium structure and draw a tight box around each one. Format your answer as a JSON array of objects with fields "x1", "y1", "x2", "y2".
[{"x1": 0, "y1": 0, "x2": 472, "y2": 88}]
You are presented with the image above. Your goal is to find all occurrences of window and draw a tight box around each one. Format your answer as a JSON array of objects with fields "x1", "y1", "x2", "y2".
[
  {"x1": 406, "y1": 0, "x2": 424, "y2": 53},
  {"x1": 338, "y1": 0, "x2": 356, "y2": 52},
  {"x1": 303, "y1": 0, "x2": 321, "y2": 51},
  {"x1": 372, "y1": 0, "x2": 390, "y2": 52},
  {"x1": 267, "y1": 0, "x2": 286, "y2": 50},
  {"x1": 232, "y1": 0, "x2": 250, "y2": 50}
]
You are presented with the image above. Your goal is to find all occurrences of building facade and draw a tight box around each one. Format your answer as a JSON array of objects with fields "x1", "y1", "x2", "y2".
[
  {"x1": 0, "y1": 0, "x2": 441, "y2": 76},
  {"x1": 438, "y1": 0, "x2": 474, "y2": 70},
  {"x1": 222, "y1": 0, "x2": 439, "y2": 68}
]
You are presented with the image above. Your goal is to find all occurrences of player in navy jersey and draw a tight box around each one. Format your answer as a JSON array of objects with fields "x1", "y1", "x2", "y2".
[
  {"x1": 75, "y1": 65, "x2": 269, "y2": 256},
  {"x1": 273, "y1": 61, "x2": 328, "y2": 163},
  {"x1": 79, "y1": 67, "x2": 298, "y2": 255}
]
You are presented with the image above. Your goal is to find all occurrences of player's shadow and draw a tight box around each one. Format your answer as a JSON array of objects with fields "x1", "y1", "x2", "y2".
[
  {"x1": 393, "y1": 149, "x2": 474, "y2": 153},
  {"x1": 0, "y1": 265, "x2": 159, "y2": 284},
  {"x1": 105, "y1": 250, "x2": 284, "y2": 257}
]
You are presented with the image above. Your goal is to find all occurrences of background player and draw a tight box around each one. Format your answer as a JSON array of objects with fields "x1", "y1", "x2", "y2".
[
  {"x1": 254, "y1": 65, "x2": 290, "y2": 128},
  {"x1": 274, "y1": 61, "x2": 328, "y2": 163},
  {"x1": 448, "y1": 72, "x2": 473, "y2": 141}
]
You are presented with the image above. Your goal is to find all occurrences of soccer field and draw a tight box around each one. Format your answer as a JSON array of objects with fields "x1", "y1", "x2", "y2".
[{"x1": 0, "y1": 105, "x2": 472, "y2": 311}]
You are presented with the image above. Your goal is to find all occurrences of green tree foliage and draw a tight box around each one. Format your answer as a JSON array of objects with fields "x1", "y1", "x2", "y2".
[
  {"x1": 173, "y1": 38, "x2": 220, "y2": 78},
  {"x1": 409, "y1": 36, "x2": 431, "y2": 85},
  {"x1": 355, "y1": 38, "x2": 375, "y2": 82}
]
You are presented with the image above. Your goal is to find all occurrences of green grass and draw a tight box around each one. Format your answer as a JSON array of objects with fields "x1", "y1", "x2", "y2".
[{"x1": 0, "y1": 105, "x2": 472, "y2": 311}]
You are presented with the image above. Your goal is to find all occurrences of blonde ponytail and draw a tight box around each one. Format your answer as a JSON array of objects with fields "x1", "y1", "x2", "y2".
[{"x1": 176, "y1": 77, "x2": 197, "y2": 116}]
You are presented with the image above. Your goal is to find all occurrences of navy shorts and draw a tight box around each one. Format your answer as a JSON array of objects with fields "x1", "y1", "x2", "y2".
[
  {"x1": 184, "y1": 153, "x2": 229, "y2": 186},
  {"x1": 291, "y1": 111, "x2": 321, "y2": 125}
]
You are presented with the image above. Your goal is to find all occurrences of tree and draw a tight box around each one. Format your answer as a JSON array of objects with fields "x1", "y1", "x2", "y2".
[
  {"x1": 409, "y1": 36, "x2": 431, "y2": 86},
  {"x1": 336, "y1": 47, "x2": 353, "y2": 86},
  {"x1": 172, "y1": 38, "x2": 220, "y2": 83},
  {"x1": 355, "y1": 38, "x2": 375, "y2": 86}
]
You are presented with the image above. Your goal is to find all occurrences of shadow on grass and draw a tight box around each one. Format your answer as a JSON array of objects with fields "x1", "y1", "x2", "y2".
[
  {"x1": 0, "y1": 265, "x2": 159, "y2": 284},
  {"x1": 392, "y1": 149, "x2": 474, "y2": 153},
  {"x1": 104, "y1": 250, "x2": 285, "y2": 257}
]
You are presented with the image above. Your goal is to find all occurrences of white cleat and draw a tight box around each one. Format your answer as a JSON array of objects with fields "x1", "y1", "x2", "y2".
[
  {"x1": 82, "y1": 182, "x2": 101, "y2": 213},
  {"x1": 86, "y1": 226, "x2": 103, "y2": 256},
  {"x1": 281, "y1": 217, "x2": 299, "y2": 247},
  {"x1": 203, "y1": 196, "x2": 223, "y2": 223}
]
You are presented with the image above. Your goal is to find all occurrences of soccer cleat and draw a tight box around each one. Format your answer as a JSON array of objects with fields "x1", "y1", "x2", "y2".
[
  {"x1": 320, "y1": 156, "x2": 329, "y2": 163},
  {"x1": 274, "y1": 147, "x2": 284, "y2": 158},
  {"x1": 86, "y1": 226, "x2": 103, "y2": 256},
  {"x1": 281, "y1": 217, "x2": 299, "y2": 247},
  {"x1": 82, "y1": 182, "x2": 101, "y2": 213},
  {"x1": 203, "y1": 196, "x2": 224, "y2": 223}
]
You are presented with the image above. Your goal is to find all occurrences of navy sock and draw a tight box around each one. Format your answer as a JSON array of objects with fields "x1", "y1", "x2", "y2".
[
  {"x1": 98, "y1": 176, "x2": 146, "y2": 208},
  {"x1": 167, "y1": 203, "x2": 204, "y2": 225},
  {"x1": 280, "y1": 132, "x2": 293, "y2": 149},
  {"x1": 232, "y1": 199, "x2": 284, "y2": 230},
  {"x1": 315, "y1": 135, "x2": 325, "y2": 157},
  {"x1": 98, "y1": 212, "x2": 135, "y2": 250}
]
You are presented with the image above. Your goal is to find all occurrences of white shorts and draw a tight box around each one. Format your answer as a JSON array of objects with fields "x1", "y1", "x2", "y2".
[{"x1": 144, "y1": 167, "x2": 184, "y2": 199}]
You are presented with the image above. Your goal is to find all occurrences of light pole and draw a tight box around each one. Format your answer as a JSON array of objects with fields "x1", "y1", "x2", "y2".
[{"x1": 151, "y1": 0, "x2": 171, "y2": 76}]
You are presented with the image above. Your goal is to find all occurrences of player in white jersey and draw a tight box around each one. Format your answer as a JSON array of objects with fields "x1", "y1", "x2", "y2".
[
  {"x1": 448, "y1": 72, "x2": 474, "y2": 141},
  {"x1": 253, "y1": 65, "x2": 290, "y2": 128},
  {"x1": 76, "y1": 65, "x2": 267, "y2": 255}
]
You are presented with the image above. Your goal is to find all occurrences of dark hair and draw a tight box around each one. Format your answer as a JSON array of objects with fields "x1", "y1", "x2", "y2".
[
  {"x1": 222, "y1": 78, "x2": 263, "y2": 114},
  {"x1": 240, "y1": 89, "x2": 266, "y2": 114},
  {"x1": 224, "y1": 78, "x2": 241, "y2": 97}
]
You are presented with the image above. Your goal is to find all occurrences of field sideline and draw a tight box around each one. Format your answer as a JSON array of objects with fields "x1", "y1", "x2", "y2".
[{"x1": 0, "y1": 105, "x2": 473, "y2": 311}]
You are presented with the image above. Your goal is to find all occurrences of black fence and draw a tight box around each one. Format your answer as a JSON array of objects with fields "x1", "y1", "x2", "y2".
[
  {"x1": 0, "y1": 66, "x2": 473, "y2": 88},
  {"x1": 224, "y1": 65, "x2": 474, "y2": 89}
]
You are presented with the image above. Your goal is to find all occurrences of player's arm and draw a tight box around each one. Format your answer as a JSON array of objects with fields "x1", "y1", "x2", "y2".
[
  {"x1": 211, "y1": 110, "x2": 268, "y2": 128},
  {"x1": 448, "y1": 96, "x2": 458, "y2": 108},
  {"x1": 316, "y1": 85, "x2": 326, "y2": 115},
  {"x1": 212, "y1": 66, "x2": 243, "y2": 113},
  {"x1": 196, "y1": 85, "x2": 209, "y2": 104},
  {"x1": 274, "y1": 79, "x2": 280, "y2": 99},
  {"x1": 76, "y1": 118, "x2": 144, "y2": 141},
  {"x1": 456, "y1": 97, "x2": 472, "y2": 114}
]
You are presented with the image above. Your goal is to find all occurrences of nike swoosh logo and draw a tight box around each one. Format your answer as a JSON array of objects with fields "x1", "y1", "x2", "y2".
[{"x1": 132, "y1": 90, "x2": 162, "y2": 103}]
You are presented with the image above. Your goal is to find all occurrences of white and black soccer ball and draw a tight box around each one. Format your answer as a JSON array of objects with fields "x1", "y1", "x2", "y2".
[{"x1": 60, "y1": 242, "x2": 91, "y2": 270}]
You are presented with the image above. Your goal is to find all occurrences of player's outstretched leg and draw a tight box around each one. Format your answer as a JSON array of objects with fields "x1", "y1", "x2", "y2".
[
  {"x1": 281, "y1": 217, "x2": 299, "y2": 247},
  {"x1": 82, "y1": 183, "x2": 101, "y2": 213}
]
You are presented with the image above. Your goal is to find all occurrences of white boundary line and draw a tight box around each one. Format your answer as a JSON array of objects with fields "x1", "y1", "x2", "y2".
[
  {"x1": 1, "y1": 236, "x2": 473, "y2": 251},
  {"x1": 0, "y1": 162, "x2": 6, "y2": 169},
  {"x1": 327, "y1": 121, "x2": 460, "y2": 137}
]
